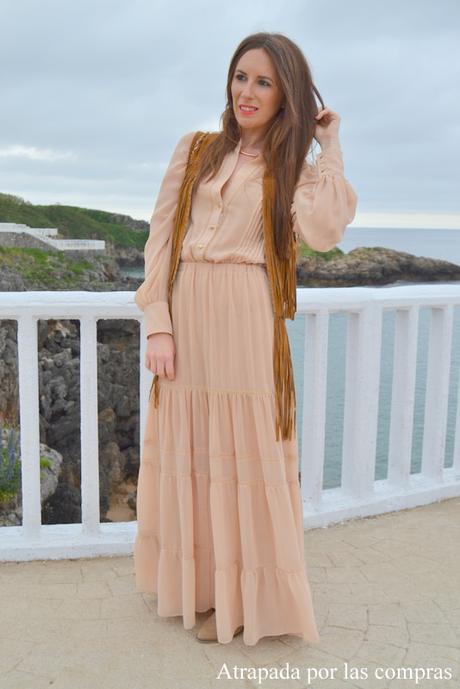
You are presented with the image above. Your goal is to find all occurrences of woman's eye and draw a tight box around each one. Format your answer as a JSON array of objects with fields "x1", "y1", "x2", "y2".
[{"x1": 235, "y1": 74, "x2": 270, "y2": 87}]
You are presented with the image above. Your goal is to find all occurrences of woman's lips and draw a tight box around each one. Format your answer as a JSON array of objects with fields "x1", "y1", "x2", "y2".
[{"x1": 239, "y1": 104, "x2": 258, "y2": 115}]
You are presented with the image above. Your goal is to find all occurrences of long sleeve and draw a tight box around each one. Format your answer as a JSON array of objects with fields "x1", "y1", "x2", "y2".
[
  {"x1": 135, "y1": 130, "x2": 196, "y2": 338},
  {"x1": 291, "y1": 143, "x2": 358, "y2": 252}
]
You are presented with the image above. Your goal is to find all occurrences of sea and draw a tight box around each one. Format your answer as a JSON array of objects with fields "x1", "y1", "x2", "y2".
[{"x1": 124, "y1": 228, "x2": 460, "y2": 488}]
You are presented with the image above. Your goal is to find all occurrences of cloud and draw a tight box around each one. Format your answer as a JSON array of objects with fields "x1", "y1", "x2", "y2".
[
  {"x1": 0, "y1": 145, "x2": 76, "y2": 162},
  {"x1": 0, "y1": 0, "x2": 459, "y2": 221}
]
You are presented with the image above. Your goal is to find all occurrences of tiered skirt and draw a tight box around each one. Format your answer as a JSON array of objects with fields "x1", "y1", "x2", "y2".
[{"x1": 133, "y1": 260, "x2": 320, "y2": 646}]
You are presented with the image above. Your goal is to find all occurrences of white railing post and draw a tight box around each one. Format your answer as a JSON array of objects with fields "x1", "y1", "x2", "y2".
[
  {"x1": 300, "y1": 310, "x2": 329, "y2": 507},
  {"x1": 453, "y1": 366, "x2": 460, "y2": 480},
  {"x1": 421, "y1": 305, "x2": 454, "y2": 481},
  {"x1": 80, "y1": 317, "x2": 100, "y2": 535},
  {"x1": 388, "y1": 306, "x2": 419, "y2": 487},
  {"x1": 17, "y1": 317, "x2": 42, "y2": 539},
  {"x1": 342, "y1": 304, "x2": 383, "y2": 499}
]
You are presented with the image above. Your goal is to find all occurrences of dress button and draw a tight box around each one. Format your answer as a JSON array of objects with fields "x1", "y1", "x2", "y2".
[
  {"x1": 197, "y1": 243, "x2": 204, "y2": 248},
  {"x1": 209, "y1": 225, "x2": 216, "y2": 230}
]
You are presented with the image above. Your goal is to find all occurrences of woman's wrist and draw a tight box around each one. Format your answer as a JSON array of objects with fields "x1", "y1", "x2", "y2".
[{"x1": 319, "y1": 138, "x2": 341, "y2": 151}]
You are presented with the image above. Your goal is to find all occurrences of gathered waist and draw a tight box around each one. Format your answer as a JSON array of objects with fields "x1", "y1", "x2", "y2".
[
  {"x1": 178, "y1": 260, "x2": 266, "y2": 271},
  {"x1": 175, "y1": 260, "x2": 271, "y2": 295}
]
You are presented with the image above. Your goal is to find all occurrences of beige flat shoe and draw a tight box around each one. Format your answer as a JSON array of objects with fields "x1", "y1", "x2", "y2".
[
  {"x1": 196, "y1": 610, "x2": 244, "y2": 643},
  {"x1": 233, "y1": 624, "x2": 244, "y2": 638}
]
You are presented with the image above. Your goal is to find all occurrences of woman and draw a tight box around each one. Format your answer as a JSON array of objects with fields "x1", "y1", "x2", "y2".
[{"x1": 133, "y1": 31, "x2": 357, "y2": 646}]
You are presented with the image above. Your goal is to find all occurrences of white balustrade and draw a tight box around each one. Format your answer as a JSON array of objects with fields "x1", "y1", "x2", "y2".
[
  {"x1": 0, "y1": 284, "x2": 459, "y2": 560},
  {"x1": 297, "y1": 284, "x2": 460, "y2": 527},
  {"x1": 0, "y1": 222, "x2": 105, "y2": 250}
]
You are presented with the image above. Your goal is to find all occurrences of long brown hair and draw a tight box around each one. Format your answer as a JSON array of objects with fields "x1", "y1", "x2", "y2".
[{"x1": 191, "y1": 31, "x2": 325, "y2": 260}]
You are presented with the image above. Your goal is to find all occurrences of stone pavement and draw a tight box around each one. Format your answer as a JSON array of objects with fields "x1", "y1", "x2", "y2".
[{"x1": 0, "y1": 497, "x2": 459, "y2": 689}]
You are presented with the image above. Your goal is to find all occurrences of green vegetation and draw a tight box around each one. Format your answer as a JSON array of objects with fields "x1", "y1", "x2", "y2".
[
  {"x1": 0, "y1": 246, "x2": 97, "y2": 289},
  {"x1": 0, "y1": 192, "x2": 345, "y2": 266},
  {"x1": 0, "y1": 193, "x2": 148, "y2": 252},
  {"x1": 298, "y1": 241, "x2": 345, "y2": 261},
  {"x1": 0, "y1": 424, "x2": 56, "y2": 504},
  {"x1": 0, "y1": 426, "x2": 20, "y2": 502}
]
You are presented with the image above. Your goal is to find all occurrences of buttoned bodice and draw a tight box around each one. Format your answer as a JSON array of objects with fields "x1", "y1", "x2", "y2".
[{"x1": 135, "y1": 130, "x2": 358, "y2": 338}]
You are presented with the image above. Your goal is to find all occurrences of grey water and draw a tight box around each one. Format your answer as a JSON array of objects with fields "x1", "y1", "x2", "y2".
[{"x1": 125, "y1": 228, "x2": 460, "y2": 488}]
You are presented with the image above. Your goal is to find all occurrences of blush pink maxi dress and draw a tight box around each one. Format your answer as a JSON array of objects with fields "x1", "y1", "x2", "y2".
[{"x1": 133, "y1": 130, "x2": 358, "y2": 646}]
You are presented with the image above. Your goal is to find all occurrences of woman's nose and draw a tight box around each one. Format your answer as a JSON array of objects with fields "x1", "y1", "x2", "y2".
[{"x1": 241, "y1": 87, "x2": 255, "y2": 99}]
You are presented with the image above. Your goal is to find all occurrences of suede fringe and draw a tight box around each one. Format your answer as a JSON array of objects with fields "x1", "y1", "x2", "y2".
[
  {"x1": 261, "y1": 171, "x2": 297, "y2": 441},
  {"x1": 150, "y1": 130, "x2": 297, "y2": 441}
]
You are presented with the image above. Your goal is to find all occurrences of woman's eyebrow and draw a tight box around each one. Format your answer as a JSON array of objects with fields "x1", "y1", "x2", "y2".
[{"x1": 235, "y1": 69, "x2": 273, "y2": 81}]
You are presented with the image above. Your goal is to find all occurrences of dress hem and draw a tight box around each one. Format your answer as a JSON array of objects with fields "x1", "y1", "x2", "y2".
[{"x1": 133, "y1": 533, "x2": 321, "y2": 646}]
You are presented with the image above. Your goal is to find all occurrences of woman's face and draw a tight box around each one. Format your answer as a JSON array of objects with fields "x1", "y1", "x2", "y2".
[{"x1": 231, "y1": 48, "x2": 284, "y2": 137}]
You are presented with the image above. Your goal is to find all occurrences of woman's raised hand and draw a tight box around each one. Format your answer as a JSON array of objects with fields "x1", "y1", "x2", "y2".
[{"x1": 314, "y1": 107, "x2": 341, "y2": 148}]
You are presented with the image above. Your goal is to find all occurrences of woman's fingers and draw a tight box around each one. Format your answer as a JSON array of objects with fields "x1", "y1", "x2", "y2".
[
  {"x1": 164, "y1": 357, "x2": 175, "y2": 380},
  {"x1": 315, "y1": 107, "x2": 337, "y2": 122},
  {"x1": 315, "y1": 107, "x2": 328, "y2": 119},
  {"x1": 149, "y1": 355, "x2": 174, "y2": 380}
]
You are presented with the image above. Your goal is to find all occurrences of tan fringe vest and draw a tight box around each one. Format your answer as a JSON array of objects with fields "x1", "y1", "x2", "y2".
[{"x1": 149, "y1": 130, "x2": 298, "y2": 441}]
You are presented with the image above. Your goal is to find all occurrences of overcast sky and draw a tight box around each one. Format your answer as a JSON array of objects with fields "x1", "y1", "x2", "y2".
[{"x1": 1, "y1": 0, "x2": 459, "y2": 227}]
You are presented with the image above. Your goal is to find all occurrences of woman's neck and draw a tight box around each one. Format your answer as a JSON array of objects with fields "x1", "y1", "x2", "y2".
[
  {"x1": 241, "y1": 138, "x2": 262, "y2": 148},
  {"x1": 240, "y1": 130, "x2": 266, "y2": 152}
]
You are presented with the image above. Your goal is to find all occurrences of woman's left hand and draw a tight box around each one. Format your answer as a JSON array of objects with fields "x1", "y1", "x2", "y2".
[{"x1": 314, "y1": 107, "x2": 341, "y2": 148}]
